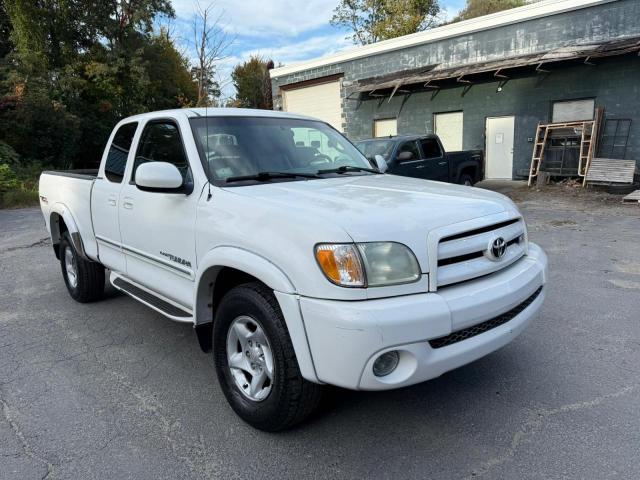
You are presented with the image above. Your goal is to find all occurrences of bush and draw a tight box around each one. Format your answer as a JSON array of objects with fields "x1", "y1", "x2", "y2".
[
  {"x1": 0, "y1": 163, "x2": 19, "y2": 192},
  {"x1": 0, "y1": 161, "x2": 40, "y2": 208},
  {"x1": 1, "y1": 187, "x2": 39, "y2": 208},
  {"x1": 0, "y1": 141, "x2": 19, "y2": 166}
]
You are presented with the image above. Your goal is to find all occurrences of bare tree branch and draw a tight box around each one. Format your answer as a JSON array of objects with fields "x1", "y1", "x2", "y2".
[{"x1": 191, "y1": 0, "x2": 234, "y2": 106}]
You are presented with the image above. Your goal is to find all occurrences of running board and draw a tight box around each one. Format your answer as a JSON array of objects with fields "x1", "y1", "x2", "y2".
[{"x1": 110, "y1": 273, "x2": 193, "y2": 323}]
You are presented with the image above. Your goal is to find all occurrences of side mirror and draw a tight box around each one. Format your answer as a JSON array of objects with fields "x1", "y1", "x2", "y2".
[
  {"x1": 373, "y1": 154, "x2": 388, "y2": 173},
  {"x1": 135, "y1": 162, "x2": 186, "y2": 193},
  {"x1": 397, "y1": 150, "x2": 414, "y2": 162}
]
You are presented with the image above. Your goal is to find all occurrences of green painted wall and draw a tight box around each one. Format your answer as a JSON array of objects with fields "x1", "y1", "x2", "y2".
[{"x1": 350, "y1": 56, "x2": 640, "y2": 177}]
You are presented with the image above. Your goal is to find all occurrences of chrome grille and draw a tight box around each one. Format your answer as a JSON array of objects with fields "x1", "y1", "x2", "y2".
[{"x1": 436, "y1": 218, "x2": 526, "y2": 288}]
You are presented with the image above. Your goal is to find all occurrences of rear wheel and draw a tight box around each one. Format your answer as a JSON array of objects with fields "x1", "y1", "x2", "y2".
[
  {"x1": 59, "y1": 232, "x2": 105, "y2": 303},
  {"x1": 213, "y1": 282, "x2": 323, "y2": 431}
]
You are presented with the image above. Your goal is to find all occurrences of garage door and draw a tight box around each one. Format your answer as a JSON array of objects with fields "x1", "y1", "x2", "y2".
[
  {"x1": 282, "y1": 79, "x2": 343, "y2": 131},
  {"x1": 434, "y1": 111, "x2": 463, "y2": 151}
]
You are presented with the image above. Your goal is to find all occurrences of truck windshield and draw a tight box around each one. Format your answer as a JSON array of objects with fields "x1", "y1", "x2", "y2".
[
  {"x1": 354, "y1": 139, "x2": 395, "y2": 161},
  {"x1": 189, "y1": 116, "x2": 374, "y2": 184}
]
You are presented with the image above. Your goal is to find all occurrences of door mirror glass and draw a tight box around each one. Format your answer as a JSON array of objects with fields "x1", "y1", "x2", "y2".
[
  {"x1": 397, "y1": 150, "x2": 414, "y2": 162},
  {"x1": 373, "y1": 154, "x2": 388, "y2": 173},
  {"x1": 135, "y1": 162, "x2": 184, "y2": 192}
]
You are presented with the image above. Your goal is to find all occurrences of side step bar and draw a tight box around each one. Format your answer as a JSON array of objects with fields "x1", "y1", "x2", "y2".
[{"x1": 110, "y1": 273, "x2": 193, "y2": 323}]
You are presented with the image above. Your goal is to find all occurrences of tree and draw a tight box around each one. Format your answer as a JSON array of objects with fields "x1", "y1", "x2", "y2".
[
  {"x1": 0, "y1": 0, "x2": 12, "y2": 58},
  {"x1": 452, "y1": 0, "x2": 526, "y2": 22},
  {"x1": 0, "y1": 0, "x2": 198, "y2": 170},
  {"x1": 331, "y1": 0, "x2": 440, "y2": 45},
  {"x1": 192, "y1": 1, "x2": 232, "y2": 106},
  {"x1": 231, "y1": 56, "x2": 274, "y2": 110}
]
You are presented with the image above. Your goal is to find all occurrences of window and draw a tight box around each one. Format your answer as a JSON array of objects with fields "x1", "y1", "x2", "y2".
[
  {"x1": 420, "y1": 138, "x2": 443, "y2": 159},
  {"x1": 189, "y1": 117, "x2": 372, "y2": 183},
  {"x1": 434, "y1": 111, "x2": 463, "y2": 151},
  {"x1": 552, "y1": 99, "x2": 595, "y2": 123},
  {"x1": 397, "y1": 141, "x2": 420, "y2": 162},
  {"x1": 133, "y1": 121, "x2": 190, "y2": 182},
  {"x1": 374, "y1": 118, "x2": 397, "y2": 137},
  {"x1": 105, "y1": 122, "x2": 137, "y2": 183}
]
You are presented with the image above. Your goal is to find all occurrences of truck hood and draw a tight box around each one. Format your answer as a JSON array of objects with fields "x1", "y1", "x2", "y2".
[{"x1": 224, "y1": 174, "x2": 517, "y2": 243}]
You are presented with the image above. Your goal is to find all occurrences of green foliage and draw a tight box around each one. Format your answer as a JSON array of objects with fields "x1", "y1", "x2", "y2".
[
  {"x1": 0, "y1": 0, "x2": 198, "y2": 181},
  {"x1": 331, "y1": 0, "x2": 440, "y2": 45},
  {"x1": 0, "y1": 187, "x2": 39, "y2": 208},
  {"x1": 0, "y1": 146, "x2": 43, "y2": 208},
  {"x1": 452, "y1": 0, "x2": 526, "y2": 22},
  {"x1": 231, "y1": 56, "x2": 274, "y2": 109},
  {"x1": 0, "y1": 163, "x2": 20, "y2": 193},
  {"x1": 0, "y1": 141, "x2": 19, "y2": 165}
]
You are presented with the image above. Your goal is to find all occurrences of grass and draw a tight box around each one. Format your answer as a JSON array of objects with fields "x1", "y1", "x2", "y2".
[{"x1": 1, "y1": 186, "x2": 39, "y2": 208}]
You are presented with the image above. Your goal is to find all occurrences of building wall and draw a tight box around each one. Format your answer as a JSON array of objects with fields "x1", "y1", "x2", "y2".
[
  {"x1": 271, "y1": 0, "x2": 640, "y2": 177},
  {"x1": 351, "y1": 56, "x2": 640, "y2": 176}
]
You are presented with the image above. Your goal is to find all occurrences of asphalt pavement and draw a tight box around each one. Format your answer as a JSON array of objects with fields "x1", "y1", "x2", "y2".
[{"x1": 1, "y1": 188, "x2": 639, "y2": 479}]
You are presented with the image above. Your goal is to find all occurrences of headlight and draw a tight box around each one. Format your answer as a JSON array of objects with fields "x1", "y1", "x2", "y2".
[{"x1": 315, "y1": 242, "x2": 421, "y2": 287}]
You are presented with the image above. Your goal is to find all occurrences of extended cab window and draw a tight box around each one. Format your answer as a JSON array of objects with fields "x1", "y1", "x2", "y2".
[
  {"x1": 105, "y1": 122, "x2": 138, "y2": 183},
  {"x1": 132, "y1": 121, "x2": 190, "y2": 182},
  {"x1": 397, "y1": 141, "x2": 420, "y2": 162},
  {"x1": 420, "y1": 138, "x2": 443, "y2": 159}
]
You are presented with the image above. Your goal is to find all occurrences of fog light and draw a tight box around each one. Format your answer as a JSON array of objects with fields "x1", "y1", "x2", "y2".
[{"x1": 373, "y1": 350, "x2": 399, "y2": 377}]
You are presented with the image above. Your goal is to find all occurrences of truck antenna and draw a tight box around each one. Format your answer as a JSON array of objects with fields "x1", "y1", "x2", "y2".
[{"x1": 205, "y1": 100, "x2": 212, "y2": 201}]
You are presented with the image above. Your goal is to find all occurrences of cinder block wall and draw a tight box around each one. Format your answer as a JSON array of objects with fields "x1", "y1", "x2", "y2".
[{"x1": 271, "y1": 0, "x2": 640, "y2": 178}]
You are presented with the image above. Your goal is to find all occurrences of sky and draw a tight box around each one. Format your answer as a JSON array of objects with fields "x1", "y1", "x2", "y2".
[{"x1": 168, "y1": 0, "x2": 467, "y2": 100}]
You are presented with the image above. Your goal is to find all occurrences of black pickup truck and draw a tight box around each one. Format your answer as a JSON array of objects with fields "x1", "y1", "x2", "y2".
[{"x1": 355, "y1": 134, "x2": 483, "y2": 185}]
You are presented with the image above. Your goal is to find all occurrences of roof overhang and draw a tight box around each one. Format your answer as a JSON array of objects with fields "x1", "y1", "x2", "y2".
[{"x1": 354, "y1": 36, "x2": 640, "y2": 97}]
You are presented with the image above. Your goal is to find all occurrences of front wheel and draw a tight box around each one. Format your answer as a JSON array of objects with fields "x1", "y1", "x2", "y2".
[
  {"x1": 213, "y1": 282, "x2": 322, "y2": 431},
  {"x1": 59, "y1": 232, "x2": 105, "y2": 303},
  {"x1": 459, "y1": 173, "x2": 474, "y2": 186}
]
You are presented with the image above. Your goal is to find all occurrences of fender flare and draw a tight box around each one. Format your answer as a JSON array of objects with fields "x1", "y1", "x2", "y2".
[
  {"x1": 193, "y1": 246, "x2": 320, "y2": 383},
  {"x1": 194, "y1": 247, "x2": 295, "y2": 326},
  {"x1": 49, "y1": 203, "x2": 89, "y2": 260},
  {"x1": 455, "y1": 160, "x2": 479, "y2": 182}
]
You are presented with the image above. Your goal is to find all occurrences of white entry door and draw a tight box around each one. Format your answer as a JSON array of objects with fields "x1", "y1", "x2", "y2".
[{"x1": 485, "y1": 116, "x2": 515, "y2": 179}]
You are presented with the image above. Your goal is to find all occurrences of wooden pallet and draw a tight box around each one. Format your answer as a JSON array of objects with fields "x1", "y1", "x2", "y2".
[
  {"x1": 585, "y1": 158, "x2": 637, "y2": 185},
  {"x1": 622, "y1": 190, "x2": 640, "y2": 204}
]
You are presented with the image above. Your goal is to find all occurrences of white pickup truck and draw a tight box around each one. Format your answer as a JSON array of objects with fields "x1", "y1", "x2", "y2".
[{"x1": 39, "y1": 108, "x2": 547, "y2": 431}]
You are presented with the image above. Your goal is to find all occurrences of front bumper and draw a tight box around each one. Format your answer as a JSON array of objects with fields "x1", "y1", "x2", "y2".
[{"x1": 296, "y1": 243, "x2": 548, "y2": 390}]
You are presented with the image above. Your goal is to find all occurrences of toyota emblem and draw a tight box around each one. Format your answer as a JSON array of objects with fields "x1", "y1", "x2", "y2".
[{"x1": 488, "y1": 237, "x2": 507, "y2": 260}]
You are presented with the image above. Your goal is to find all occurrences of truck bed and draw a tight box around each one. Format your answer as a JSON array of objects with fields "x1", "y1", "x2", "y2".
[{"x1": 39, "y1": 170, "x2": 99, "y2": 261}]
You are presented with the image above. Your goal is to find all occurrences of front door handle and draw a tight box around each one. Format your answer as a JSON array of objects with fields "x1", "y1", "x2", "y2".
[
  {"x1": 415, "y1": 165, "x2": 425, "y2": 169},
  {"x1": 438, "y1": 161, "x2": 447, "y2": 166},
  {"x1": 122, "y1": 197, "x2": 134, "y2": 209},
  {"x1": 107, "y1": 195, "x2": 117, "y2": 206}
]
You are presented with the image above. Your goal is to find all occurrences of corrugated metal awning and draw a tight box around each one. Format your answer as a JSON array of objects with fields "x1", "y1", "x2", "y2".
[{"x1": 354, "y1": 36, "x2": 640, "y2": 96}]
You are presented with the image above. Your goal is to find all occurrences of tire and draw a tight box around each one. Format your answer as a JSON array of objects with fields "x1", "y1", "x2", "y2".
[
  {"x1": 213, "y1": 282, "x2": 323, "y2": 431},
  {"x1": 607, "y1": 183, "x2": 638, "y2": 195},
  {"x1": 458, "y1": 174, "x2": 474, "y2": 186},
  {"x1": 59, "y1": 231, "x2": 105, "y2": 303}
]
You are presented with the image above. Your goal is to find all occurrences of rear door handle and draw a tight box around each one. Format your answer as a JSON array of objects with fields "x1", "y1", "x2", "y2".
[
  {"x1": 415, "y1": 165, "x2": 425, "y2": 169},
  {"x1": 107, "y1": 195, "x2": 117, "y2": 206},
  {"x1": 122, "y1": 197, "x2": 134, "y2": 209},
  {"x1": 438, "y1": 161, "x2": 447, "y2": 166}
]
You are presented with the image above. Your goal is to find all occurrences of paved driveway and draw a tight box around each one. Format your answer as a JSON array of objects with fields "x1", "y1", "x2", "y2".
[{"x1": 1, "y1": 189, "x2": 639, "y2": 479}]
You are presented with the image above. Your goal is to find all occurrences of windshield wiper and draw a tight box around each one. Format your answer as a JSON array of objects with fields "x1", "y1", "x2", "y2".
[
  {"x1": 225, "y1": 171, "x2": 321, "y2": 183},
  {"x1": 316, "y1": 165, "x2": 381, "y2": 175}
]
